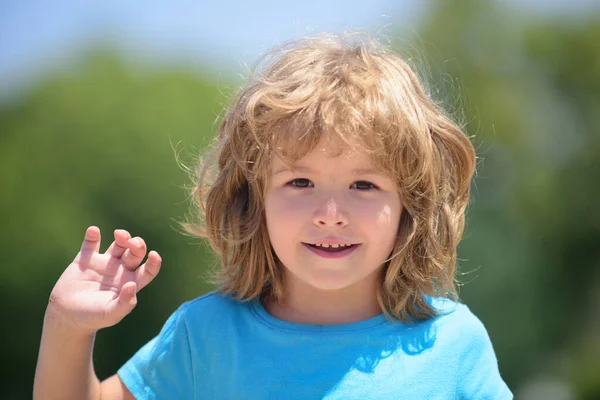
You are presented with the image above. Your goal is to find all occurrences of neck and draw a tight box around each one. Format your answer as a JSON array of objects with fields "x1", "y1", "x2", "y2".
[{"x1": 265, "y1": 271, "x2": 383, "y2": 325}]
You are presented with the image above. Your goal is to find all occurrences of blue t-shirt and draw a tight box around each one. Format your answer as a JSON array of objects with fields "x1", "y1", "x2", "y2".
[{"x1": 118, "y1": 292, "x2": 512, "y2": 399}]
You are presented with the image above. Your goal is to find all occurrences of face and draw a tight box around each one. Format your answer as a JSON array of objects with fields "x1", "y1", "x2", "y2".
[{"x1": 264, "y1": 137, "x2": 402, "y2": 293}]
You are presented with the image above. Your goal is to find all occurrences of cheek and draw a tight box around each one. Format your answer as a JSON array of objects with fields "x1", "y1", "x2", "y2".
[
  {"x1": 361, "y1": 198, "x2": 401, "y2": 228},
  {"x1": 265, "y1": 191, "x2": 307, "y2": 234},
  {"x1": 376, "y1": 204, "x2": 394, "y2": 226},
  {"x1": 267, "y1": 191, "x2": 310, "y2": 217},
  {"x1": 266, "y1": 194, "x2": 289, "y2": 221},
  {"x1": 361, "y1": 199, "x2": 402, "y2": 250}
]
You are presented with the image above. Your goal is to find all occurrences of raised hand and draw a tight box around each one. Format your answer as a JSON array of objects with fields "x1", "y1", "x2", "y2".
[{"x1": 47, "y1": 226, "x2": 162, "y2": 333}]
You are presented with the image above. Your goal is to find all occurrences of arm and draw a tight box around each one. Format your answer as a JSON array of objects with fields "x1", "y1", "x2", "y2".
[
  {"x1": 33, "y1": 226, "x2": 161, "y2": 400},
  {"x1": 34, "y1": 309, "x2": 100, "y2": 400}
]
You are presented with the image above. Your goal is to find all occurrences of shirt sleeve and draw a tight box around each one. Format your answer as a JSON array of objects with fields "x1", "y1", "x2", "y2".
[
  {"x1": 118, "y1": 303, "x2": 194, "y2": 399},
  {"x1": 456, "y1": 305, "x2": 513, "y2": 400}
]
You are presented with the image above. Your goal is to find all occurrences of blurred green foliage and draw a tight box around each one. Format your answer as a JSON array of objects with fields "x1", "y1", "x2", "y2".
[
  {"x1": 1, "y1": 1, "x2": 599, "y2": 398},
  {"x1": 0, "y1": 53, "x2": 223, "y2": 396},
  {"x1": 418, "y1": 1, "x2": 600, "y2": 398}
]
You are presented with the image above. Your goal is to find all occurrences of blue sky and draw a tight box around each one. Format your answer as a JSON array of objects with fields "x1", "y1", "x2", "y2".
[
  {"x1": 0, "y1": 0, "x2": 421, "y2": 97},
  {"x1": 0, "y1": 0, "x2": 597, "y2": 98}
]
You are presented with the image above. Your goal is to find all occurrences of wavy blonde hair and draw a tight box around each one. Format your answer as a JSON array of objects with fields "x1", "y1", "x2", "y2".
[{"x1": 186, "y1": 33, "x2": 476, "y2": 322}]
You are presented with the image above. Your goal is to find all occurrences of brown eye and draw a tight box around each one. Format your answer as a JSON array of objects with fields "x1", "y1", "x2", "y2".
[
  {"x1": 289, "y1": 178, "x2": 313, "y2": 188},
  {"x1": 352, "y1": 181, "x2": 377, "y2": 190}
]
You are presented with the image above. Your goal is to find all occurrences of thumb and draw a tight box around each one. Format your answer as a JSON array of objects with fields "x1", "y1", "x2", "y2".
[{"x1": 108, "y1": 282, "x2": 138, "y2": 320}]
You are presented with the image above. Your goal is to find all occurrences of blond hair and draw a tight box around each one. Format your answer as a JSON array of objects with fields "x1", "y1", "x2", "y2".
[{"x1": 186, "y1": 33, "x2": 476, "y2": 322}]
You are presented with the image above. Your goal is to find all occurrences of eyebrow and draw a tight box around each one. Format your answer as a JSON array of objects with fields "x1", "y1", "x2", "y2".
[{"x1": 273, "y1": 165, "x2": 384, "y2": 177}]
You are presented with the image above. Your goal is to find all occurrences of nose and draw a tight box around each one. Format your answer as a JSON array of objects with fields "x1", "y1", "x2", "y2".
[{"x1": 313, "y1": 196, "x2": 349, "y2": 228}]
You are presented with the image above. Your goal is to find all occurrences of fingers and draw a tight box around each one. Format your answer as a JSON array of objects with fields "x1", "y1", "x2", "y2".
[
  {"x1": 105, "y1": 229, "x2": 131, "y2": 258},
  {"x1": 121, "y1": 237, "x2": 147, "y2": 269},
  {"x1": 107, "y1": 281, "x2": 138, "y2": 318},
  {"x1": 105, "y1": 251, "x2": 161, "y2": 321},
  {"x1": 134, "y1": 251, "x2": 162, "y2": 291},
  {"x1": 80, "y1": 226, "x2": 101, "y2": 254}
]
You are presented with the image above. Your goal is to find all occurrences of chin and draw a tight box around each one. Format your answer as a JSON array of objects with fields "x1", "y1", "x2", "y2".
[{"x1": 296, "y1": 270, "x2": 367, "y2": 292}]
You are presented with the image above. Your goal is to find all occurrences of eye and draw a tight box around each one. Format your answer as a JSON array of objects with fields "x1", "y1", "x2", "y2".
[
  {"x1": 352, "y1": 180, "x2": 378, "y2": 191},
  {"x1": 288, "y1": 178, "x2": 313, "y2": 188}
]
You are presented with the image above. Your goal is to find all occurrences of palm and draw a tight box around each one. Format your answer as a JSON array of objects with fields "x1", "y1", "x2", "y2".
[{"x1": 48, "y1": 227, "x2": 162, "y2": 333}]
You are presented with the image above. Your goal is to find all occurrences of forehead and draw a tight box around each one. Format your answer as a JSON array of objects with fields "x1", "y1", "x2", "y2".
[
  {"x1": 264, "y1": 129, "x2": 396, "y2": 180},
  {"x1": 306, "y1": 136, "x2": 362, "y2": 159},
  {"x1": 270, "y1": 136, "x2": 378, "y2": 172}
]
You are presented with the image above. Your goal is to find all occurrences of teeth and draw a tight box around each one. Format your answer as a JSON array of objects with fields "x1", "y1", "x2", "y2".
[{"x1": 312, "y1": 243, "x2": 352, "y2": 248}]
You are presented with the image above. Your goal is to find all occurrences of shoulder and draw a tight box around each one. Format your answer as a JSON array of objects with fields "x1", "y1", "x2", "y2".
[
  {"x1": 175, "y1": 291, "x2": 251, "y2": 334},
  {"x1": 181, "y1": 291, "x2": 243, "y2": 313},
  {"x1": 428, "y1": 297, "x2": 491, "y2": 343},
  {"x1": 427, "y1": 298, "x2": 512, "y2": 399},
  {"x1": 422, "y1": 298, "x2": 498, "y2": 365}
]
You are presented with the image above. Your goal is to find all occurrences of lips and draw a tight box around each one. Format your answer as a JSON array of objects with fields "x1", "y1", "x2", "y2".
[
  {"x1": 302, "y1": 242, "x2": 361, "y2": 259},
  {"x1": 307, "y1": 243, "x2": 356, "y2": 252}
]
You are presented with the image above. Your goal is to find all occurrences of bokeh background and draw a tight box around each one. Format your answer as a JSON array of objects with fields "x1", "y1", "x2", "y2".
[{"x1": 2, "y1": 0, "x2": 599, "y2": 398}]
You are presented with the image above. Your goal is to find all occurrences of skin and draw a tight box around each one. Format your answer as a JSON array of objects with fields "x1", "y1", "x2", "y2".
[
  {"x1": 264, "y1": 138, "x2": 402, "y2": 325},
  {"x1": 33, "y1": 227, "x2": 159, "y2": 400}
]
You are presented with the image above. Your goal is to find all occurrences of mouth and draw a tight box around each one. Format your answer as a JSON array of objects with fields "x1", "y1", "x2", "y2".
[
  {"x1": 304, "y1": 243, "x2": 358, "y2": 252},
  {"x1": 302, "y1": 242, "x2": 361, "y2": 258}
]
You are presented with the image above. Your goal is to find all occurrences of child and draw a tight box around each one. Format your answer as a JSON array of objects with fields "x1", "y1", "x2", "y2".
[{"x1": 34, "y1": 33, "x2": 512, "y2": 399}]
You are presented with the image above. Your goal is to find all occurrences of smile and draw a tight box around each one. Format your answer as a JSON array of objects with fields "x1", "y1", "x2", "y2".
[
  {"x1": 309, "y1": 243, "x2": 354, "y2": 250},
  {"x1": 302, "y1": 243, "x2": 361, "y2": 258}
]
